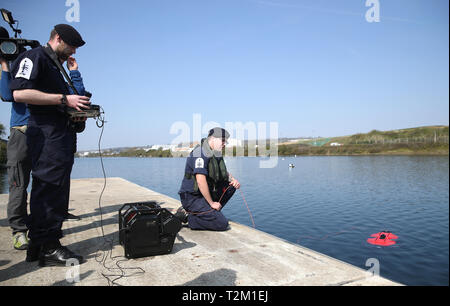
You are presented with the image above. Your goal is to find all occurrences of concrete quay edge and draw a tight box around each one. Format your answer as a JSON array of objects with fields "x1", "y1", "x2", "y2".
[{"x1": 0, "y1": 177, "x2": 402, "y2": 286}]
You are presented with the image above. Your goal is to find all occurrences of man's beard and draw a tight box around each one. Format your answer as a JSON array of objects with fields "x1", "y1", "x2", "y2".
[{"x1": 55, "y1": 46, "x2": 72, "y2": 62}]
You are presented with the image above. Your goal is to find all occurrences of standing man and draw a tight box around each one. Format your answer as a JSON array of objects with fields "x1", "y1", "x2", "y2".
[
  {"x1": 1, "y1": 26, "x2": 31, "y2": 251},
  {"x1": 177, "y1": 128, "x2": 241, "y2": 231},
  {"x1": 10, "y1": 24, "x2": 91, "y2": 266},
  {"x1": 1, "y1": 25, "x2": 87, "y2": 251}
]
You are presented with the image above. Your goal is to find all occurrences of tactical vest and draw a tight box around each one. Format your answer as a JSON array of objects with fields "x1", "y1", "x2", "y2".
[{"x1": 185, "y1": 146, "x2": 229, "y2": 202}]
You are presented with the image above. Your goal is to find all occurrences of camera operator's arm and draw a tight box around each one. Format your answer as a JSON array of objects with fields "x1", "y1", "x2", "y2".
[
  {"x1": 0, "y1": 59, "x2": 8, "y2": 72},
  {"x1": 13, "y1": 89, "x2": 91, "y2": 111},
  {"x1": 0, "y1": 59, "x2": 14, "y2": 102}
]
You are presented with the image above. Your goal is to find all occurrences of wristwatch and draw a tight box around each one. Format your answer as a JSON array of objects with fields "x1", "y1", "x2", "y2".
[{"x1": 60, "y1": 94, "x2": 67, "y2": 106}]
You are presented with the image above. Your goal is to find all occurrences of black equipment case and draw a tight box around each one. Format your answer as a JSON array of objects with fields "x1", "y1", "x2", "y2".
[{"x1": 119, "y1": 201, "x2": 182, "y2": 259}]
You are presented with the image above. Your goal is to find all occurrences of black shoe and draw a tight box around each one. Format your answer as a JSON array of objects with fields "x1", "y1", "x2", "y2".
[
  {"x1": 39, "y1": 245, "x2": 84, "y2": 267},
  {"x1": 25, "y1": 242, "x2": 41, "y2": 262},
  {"x1": 65, "y1": 213, "x2": 81, "y2": 221},
  {"x1": 174, "y1": 207, "x2": 188, "y2": 224}
]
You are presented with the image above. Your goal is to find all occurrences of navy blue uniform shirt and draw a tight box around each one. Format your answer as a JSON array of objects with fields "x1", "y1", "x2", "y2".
[
  {"x1": 9, "y1": 46, "x2": 70, "y2": 114},
  {"x1": 9, "y1": 45, "x2": 74, "y2": 185},
  {"x1": 179, "y1": 141, "x2": 225, "y2": 194}
]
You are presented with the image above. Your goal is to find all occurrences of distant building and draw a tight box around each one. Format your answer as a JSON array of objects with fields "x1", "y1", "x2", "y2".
[
  {"x1": 172, "y1": 147, "x2": 192, "y2": 152},
  {"x1": 330, "y1": 142, "x2": 342, "y2": 146},
  {"x1": 150, "y1": 144, "x2": 177, "y2": 151},
  {"x1": 226, "y1": 138, "x2": 242, "y2": 147}
]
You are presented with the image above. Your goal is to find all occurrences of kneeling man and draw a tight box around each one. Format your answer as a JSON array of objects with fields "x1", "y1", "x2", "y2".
[{"x1": 177, "y1": 128, "x2": 240, "y2": 231}]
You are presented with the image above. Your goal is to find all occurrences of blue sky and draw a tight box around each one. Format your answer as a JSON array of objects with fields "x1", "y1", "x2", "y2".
[{"x1": 0, "y1": 0, "x2": 448, "y2": 150}]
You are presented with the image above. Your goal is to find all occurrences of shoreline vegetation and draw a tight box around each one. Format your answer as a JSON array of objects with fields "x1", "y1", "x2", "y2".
[
  {"x1": 76, "y1": 125, "x2": 449, "y2": 158},
  {"x1": 1, "y1": 125, "x2": 448, "y2": 165}
]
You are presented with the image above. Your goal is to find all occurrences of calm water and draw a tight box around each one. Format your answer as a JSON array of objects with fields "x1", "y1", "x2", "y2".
[{"x1": 1, "y1": 156, "x2": 448, "y2": 285}]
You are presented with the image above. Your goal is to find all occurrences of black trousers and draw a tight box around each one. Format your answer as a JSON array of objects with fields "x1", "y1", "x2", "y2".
[
  {"x1": 26, "y1": 114, "x2": 74, "y2": 245},
  {"x1": 27, "y1": 172, "x2": 71, "y2": 244},
  {"x1": 180, "y1": 186, "x2": 236, "y2": 231}
]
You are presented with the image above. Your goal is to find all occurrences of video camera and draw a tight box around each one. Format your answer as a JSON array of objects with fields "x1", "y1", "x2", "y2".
[{"x1": 0, "y1": 8, "x2": 40, "y2": 61}]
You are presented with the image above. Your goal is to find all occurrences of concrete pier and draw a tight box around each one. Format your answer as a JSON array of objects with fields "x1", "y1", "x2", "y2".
[{"x1": 0, "y1": 177, "x2": 401, "y2": 286}]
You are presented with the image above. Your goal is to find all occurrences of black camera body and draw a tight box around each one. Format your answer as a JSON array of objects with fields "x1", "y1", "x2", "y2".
[
  {"x1": 0, "y1": 37, "x2": 40, "y2": 61},
  {"x1": 1, "y1": 8, "x2": 40, "y2": 61}
]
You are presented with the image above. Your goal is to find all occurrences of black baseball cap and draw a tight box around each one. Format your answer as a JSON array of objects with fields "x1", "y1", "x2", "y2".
[
  {"x1": 54, "y1": 24, "x2": 85, "y2": 47},
  {"x1": 208, "y1": 127, "x2": 230, "y2": 139}
]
